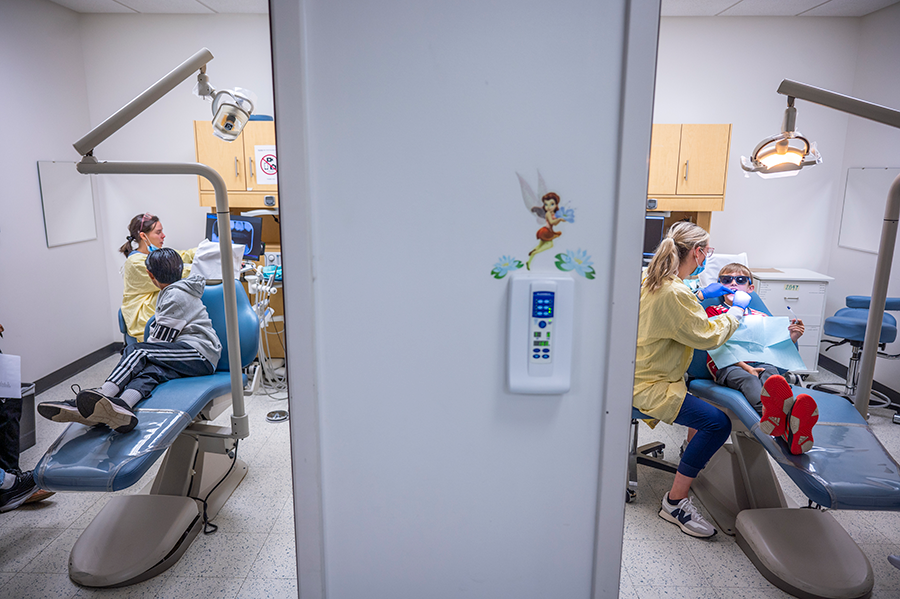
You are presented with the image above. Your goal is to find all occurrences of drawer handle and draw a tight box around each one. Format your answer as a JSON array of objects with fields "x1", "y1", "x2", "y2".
[{"x1": 784, "y1": 297, "x2": 799, "y2": 301}]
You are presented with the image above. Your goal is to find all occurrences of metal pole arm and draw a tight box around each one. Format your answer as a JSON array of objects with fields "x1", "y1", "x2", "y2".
[
  {"x1": 73, "y1": 48, "x2": 214, "y2": 157},
  {"x1": 76, "y1": 156, "x2": 249, "y2": 438}
]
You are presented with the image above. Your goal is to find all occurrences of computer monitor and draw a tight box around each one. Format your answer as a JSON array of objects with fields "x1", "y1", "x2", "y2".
[
  {"x1": 643, "y1": 214, "x2": 666, "y2": 266},
  {"x1": 205, "y1": 214, "x2": 264, "y2": 261}
]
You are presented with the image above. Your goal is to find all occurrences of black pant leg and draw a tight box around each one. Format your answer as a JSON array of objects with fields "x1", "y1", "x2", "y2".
[{"x1": 0, "y1": 398, "x2": 22, "y2": 471}]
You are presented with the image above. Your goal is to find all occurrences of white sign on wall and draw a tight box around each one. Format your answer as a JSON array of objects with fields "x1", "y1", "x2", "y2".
[{"x1": 255, "y1": 145, "x2": 278, "y2": 185}]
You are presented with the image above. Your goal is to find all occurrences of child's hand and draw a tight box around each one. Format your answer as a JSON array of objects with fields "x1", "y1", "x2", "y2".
[{"x1": 789, "y1": 319, "x2": 805, "y2": 343}]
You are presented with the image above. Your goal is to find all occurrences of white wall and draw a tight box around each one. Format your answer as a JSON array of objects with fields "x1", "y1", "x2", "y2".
[
  {"x1": 0, "y1": 0, "x2": 111, "y2": 382},
  {"x1": 655, "y1": 17, "x2": 860, "y2": 274},
  {"x1": 829, "y1": 3, "x2": 900, "y2": 392},
  {"x1": 78, "y1": 14, "x2": 274, "y2": 336},
  {"x1": 272, "y1": 0, "x2": 654, "y2": 597}
]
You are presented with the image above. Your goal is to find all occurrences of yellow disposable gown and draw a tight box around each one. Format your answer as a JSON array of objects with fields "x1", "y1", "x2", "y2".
[
  {"x1": 121, "y1": 248, "x2": 196, "y2": 341},
  {"x1": 633, "y1": 276, "x2": 741, "y2": 425}
]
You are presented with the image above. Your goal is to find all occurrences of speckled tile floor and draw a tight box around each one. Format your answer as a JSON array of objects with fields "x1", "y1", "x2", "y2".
[
  {"x1": 0, "y1": 355, "x2": 296, "y2": 598},
  {"x1": 621, "y1": 370, "x2": 900, "y2": 599},
  {"x1": 5, "y1": 355, "x2": 900, "y2": 598}
]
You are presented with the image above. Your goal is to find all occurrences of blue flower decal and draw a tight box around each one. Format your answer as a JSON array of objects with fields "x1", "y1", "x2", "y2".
[
  {"x1": 555, "y1": 206, "x2": 575, "y2": 224},
  {"x1": 555, "y1": 249, "x2": 595, "y2": 279},
  {"x1": 491, "y1": 255, "x2": 524, "y2": 279}
]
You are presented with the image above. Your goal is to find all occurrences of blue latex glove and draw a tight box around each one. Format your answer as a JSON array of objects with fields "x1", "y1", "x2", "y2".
[
  {"x1": 732, "y1": 290, "x2": 751, "y2": 310},
  {"x1": 699, "y1": 282, "x2": 733, "y2": 299}
]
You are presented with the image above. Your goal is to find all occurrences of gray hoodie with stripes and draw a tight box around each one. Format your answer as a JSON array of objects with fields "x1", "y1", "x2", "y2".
[{"x1": 147, "y1": 274, "x2": 222, "y2": 366}]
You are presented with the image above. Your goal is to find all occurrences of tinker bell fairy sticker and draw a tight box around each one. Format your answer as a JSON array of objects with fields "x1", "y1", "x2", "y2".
[
  {"x1": 517, "y1": 171, "x2": 574, "y2": 270},
  {"x1": 490, "y1": 171, "x2": 590, "y2": 279}
]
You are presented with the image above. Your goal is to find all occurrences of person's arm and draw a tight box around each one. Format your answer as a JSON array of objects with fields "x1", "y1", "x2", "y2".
[
  {"x1": 658, "y1": 283, "x2": 742, "y2": 351},
  {"x1": 737, "y1": 361, "x2": 765, "y2": 376}
]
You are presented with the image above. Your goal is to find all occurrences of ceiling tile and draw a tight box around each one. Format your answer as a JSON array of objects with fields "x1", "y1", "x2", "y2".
[
  {"x1": 199, "y1": 0, "x2": 268, "y2": 14},
  {"x1": 661, "y1": 0, "x2": 740, "y2": 17},
  {"x1": 48, "y1": 0, "x2": 136, "y2": 13},
  {"x1": 801, "y1": 0, "x2": 900, "y2": 16},
  {"x1": 116, "y1": 0, "x2": 213, "y2": 13},
  {"x1": 719, "y1": 0, "x2": 834, "y2": 16}
]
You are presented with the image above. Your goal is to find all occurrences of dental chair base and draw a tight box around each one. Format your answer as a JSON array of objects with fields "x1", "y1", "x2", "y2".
[
  {"x1": 689, "y1": 423, "x2": 872, "y2": 599},
  {"x1": 69, "y1": 422, "x2": 248, "y2": 588},
  {"x1": 736, "y1": 508, "x2": 873, "y2": 599}
]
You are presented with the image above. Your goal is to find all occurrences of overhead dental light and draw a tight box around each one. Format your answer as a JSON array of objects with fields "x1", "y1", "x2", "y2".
[
  {"x1": 194, "y1": 71, "x2": 256, "y2": 141},
  {"x1": 741, "y1": 97, "x2": 821, "y2": 178},
  {"x1": 748, "y1": 79, "x2": 900, "y2": 419}
]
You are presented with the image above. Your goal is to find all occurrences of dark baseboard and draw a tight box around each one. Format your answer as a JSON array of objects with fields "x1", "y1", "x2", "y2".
[
  {"x1": 817, "y1": 354, "x2": 900, "y2": 407},
  {"x1": 33, "y1": 343, "x2": 123, "y2": 395}
]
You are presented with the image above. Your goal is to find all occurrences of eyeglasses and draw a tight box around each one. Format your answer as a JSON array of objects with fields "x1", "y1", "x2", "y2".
[
  {"x1": 718, "y1": 275, "x2": 751, "y2": 285},
  {"x1": 702, "y1": 246, "x2": 715, "y2": 258}
]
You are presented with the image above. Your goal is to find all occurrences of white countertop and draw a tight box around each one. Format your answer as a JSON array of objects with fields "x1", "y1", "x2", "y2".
[{"x1": 750, "y1": 267, "x2": 834, "y2": 282}]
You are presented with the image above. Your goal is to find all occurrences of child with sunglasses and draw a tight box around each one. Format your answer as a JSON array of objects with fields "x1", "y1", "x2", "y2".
[{"x1": 705, "y1": 264, "x2": 818, "y2": 454}]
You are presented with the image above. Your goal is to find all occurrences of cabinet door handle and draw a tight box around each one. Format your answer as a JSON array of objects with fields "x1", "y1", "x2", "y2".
[
  {"x1": 235, "y1": 157, "x2": 240, "y2": 177},
  {"x1": 249, "y1": 157, "x2": 255, "y2": 179},
  {"x1": 684, "y1": 159, "x2": 689, "y2": 181}
]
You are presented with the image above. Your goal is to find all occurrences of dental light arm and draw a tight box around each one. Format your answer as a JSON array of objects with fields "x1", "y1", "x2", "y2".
[
  {"x1": 74, "y1": 49, "x2": 214, "y2": 157},
  {"x1": 72, "y1": 48, "x2": 253, "y2": 439},
  {"x1": 769, "y1": 80, "x2": 900, "y2": 418}
]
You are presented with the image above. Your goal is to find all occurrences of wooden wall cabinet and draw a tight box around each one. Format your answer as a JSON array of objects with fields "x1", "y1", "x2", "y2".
[
  {"x1": 194, "y1": 120, "x2": 284, "y2": 357},
  {"x1": 647, "y1": 123, "x2": 731, "y2": 231},
  {"x1": 194, "y1": 120, "x2": 278, "y2": 208}
]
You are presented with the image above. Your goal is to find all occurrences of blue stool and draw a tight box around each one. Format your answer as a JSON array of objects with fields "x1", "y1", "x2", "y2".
[{"x1": 811, "y1": 295, "x2": 900, "y2": 407}]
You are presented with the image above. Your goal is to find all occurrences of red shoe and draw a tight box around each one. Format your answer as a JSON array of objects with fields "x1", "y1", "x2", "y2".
[
  {"x1": 785, "y1": 394, "x2": 818, "y2": 455},
  {"x1": 760, "y1": 375, "x2": 794, "y2": 437}
]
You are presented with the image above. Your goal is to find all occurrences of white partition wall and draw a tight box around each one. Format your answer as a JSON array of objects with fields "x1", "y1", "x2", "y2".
[{"x1": 269, "y1": 1, "x2": 660, "y2": 597}]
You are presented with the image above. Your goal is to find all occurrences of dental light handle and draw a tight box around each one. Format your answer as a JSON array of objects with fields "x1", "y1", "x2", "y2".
[{"x1": 77, "y1": 157, "x2": 249, "y2": 438}]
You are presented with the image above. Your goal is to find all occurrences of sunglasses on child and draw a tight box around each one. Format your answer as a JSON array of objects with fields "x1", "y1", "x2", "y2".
[{"x1": 718, "y1": 275, "x2": 751, "y2": 285}]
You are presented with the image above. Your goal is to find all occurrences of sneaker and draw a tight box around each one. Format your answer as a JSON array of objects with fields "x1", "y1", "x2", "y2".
[
  {"x1": 784, "y1": 393, "x2": 818, "y2": 455},
  {"x1": 37, "y1": 398, "x2": 99, "y2": 427},
  {"x1": 659, "y1": 492, "x2": 717, "y2": 538},
  {"x1": 76, "y1": 389, "x2": 138, "y2": 434},
  {"x1": 760, "y1": 375, "x2": 795, "y2": 437},
  {"x1": 0, "y1": 470, "x2": 38, "y2": 513}
]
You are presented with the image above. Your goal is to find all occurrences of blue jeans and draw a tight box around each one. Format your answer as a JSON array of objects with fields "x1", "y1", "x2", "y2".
[{"x1": 673, "y1": 393, "x2": 731, "y2": 478}]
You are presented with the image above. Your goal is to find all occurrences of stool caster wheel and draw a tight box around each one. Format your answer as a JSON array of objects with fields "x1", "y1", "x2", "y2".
[{"x1": 626, "y1": 489, "x2": 636, "y2": 504}]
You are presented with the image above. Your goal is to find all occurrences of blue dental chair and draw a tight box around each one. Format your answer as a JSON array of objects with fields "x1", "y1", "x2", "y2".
[
  {"x1": 683, "y1": 292, "x2": 900, "y2": 599},
  {"x1": 35, "y1": 282, "x2": 259, "y2": 587},
  {"x1": 809, "y1": 295, "x2": 900, "y2": 408}
]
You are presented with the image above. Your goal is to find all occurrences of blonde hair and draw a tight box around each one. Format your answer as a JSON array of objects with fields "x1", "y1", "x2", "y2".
[
  {"x1": 643, "y1": 221, "x2": 709, "y2": 293},
  {"x1": 718, "y1": 263, "x2": 752, "y2": 279}
]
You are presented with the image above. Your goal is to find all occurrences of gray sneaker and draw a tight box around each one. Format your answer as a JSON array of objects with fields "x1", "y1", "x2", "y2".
[
  {"x1": 659, "y1": 493, "x2": 717, "y2": 538},
  {"x1": 76, "y1": 389, "x2": 138, "y2": 434}
]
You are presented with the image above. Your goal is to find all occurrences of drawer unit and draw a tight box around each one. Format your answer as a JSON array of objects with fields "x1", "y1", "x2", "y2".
[{"x1": 751, "y1": 268, "x2": 834, "y2": 374}]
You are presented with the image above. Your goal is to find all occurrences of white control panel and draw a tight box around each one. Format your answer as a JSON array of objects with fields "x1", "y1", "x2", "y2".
[{"x1": 507, "y1": 271, "x2": 574, "y2": 394}]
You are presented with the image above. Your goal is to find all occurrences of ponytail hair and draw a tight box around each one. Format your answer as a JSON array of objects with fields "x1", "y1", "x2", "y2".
[
  {"x1": 119, "y1": 213, "x2": 159, "y2": 258},
  {"x1": 643, "y1": 221, "x2": 709, "y2": 293}
]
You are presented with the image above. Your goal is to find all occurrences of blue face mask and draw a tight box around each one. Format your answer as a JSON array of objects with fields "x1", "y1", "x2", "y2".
[
  {"x1": 147, "y1": 244, "x2": 159, "y2": 252},
  {"x1": 689, "y1": 254, "x2": 707, "y2": 277}
]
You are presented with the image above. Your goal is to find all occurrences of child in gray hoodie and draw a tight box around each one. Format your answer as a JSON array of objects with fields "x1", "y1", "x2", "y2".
[{"x1": 39, "y1": 249, "x2": 222, "y2": 433}]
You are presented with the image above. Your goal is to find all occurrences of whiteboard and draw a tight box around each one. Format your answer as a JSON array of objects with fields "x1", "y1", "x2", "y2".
[
  {"x1": 839, "y1": 167, "x2": 900, "y2": 254},
  {"x1": 37, "y1": 161, "x2": 97, "y2": 248}
]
